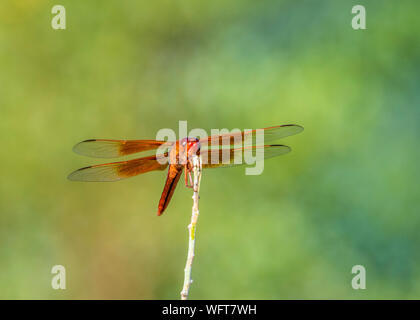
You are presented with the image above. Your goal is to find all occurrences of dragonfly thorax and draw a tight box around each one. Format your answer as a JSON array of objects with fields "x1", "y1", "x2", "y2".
[{"x1": 169, "y1": 137, "x2": 201, "y2": 166}]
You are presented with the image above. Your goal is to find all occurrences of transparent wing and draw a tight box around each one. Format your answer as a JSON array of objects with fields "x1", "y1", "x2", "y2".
[
  {"x1": 68, "y1": 154, "x2": 169, "y2": 182},
  {"x1": 72, "y1": 139, "x2": 173, "y2": 158},
  {"x1": 201, "y1": 145, "x2": 291, "y2": 169},
  {"x1": 199, "y1": 124, "x2": 303, "y2": 148}
]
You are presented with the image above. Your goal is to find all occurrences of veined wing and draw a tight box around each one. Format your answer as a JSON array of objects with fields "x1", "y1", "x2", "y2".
[
  {"x1": 201, "y1": 145, "x2": 291, "y2": 169},
  {"x1": 72, "y1": 139, "x2": 173, "y2": 158},
  {"x1": 67, "y1": 154, "x2": 169, "y2": 182},
  {"x1": 199, "y1": 124, "x2": 303, "y2": 148}
]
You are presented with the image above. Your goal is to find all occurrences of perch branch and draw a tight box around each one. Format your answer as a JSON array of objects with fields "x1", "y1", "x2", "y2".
[{"x1": 180, "y1": 154, "x2": 202, "y2": 300}]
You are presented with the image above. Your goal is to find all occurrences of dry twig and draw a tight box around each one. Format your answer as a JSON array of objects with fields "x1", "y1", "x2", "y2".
[{"x1": 180, "y1": 155, "x2": 202, "y2": 300}]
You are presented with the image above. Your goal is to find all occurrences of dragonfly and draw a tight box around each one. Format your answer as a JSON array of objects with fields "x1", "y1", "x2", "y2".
[{"x1": 68, "y1": 124, "x2": 303, "y2": 216}]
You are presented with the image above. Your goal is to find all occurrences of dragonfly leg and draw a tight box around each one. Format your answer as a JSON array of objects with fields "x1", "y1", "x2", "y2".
[
  {"x1": 184, "y1": 165, "x2": 193, "y2": 188},
  {"x1": 188, "y1": 171, "x2": 193, "y2": 187}
]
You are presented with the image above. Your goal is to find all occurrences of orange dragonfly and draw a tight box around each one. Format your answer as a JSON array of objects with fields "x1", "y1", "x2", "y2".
[{"x1": 68, "y1": 124, "x2": 303, "y2": 215}]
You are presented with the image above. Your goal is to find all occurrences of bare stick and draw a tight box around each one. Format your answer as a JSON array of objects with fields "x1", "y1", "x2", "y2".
[{"x1": 180, "y1": 155, "x2": 202, "y2": 300}]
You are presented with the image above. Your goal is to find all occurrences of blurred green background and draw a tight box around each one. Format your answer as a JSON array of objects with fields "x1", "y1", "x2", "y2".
[{"x1": 1, "y1": 0, "x2": 419, "y2": 299}]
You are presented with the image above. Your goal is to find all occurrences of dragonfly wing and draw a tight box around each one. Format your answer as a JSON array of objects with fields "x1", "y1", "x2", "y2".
[
  {"x1": 68, "y1": 154, "x2": 169, "y2": 182},
  {"x1": 199, "y1": 124, "x2": 303, "y2": 148},
  {"x1": 73, "y1": 139, "x2": 173, "y2": 158},
  {"x1": 202, "y1": 145, "x2": 291, "y2": 169}
]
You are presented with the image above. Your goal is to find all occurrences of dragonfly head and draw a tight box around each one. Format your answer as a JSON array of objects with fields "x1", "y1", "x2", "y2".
[{"x1": 180, "y1": 137, "x2": 201, "y2": 159}]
